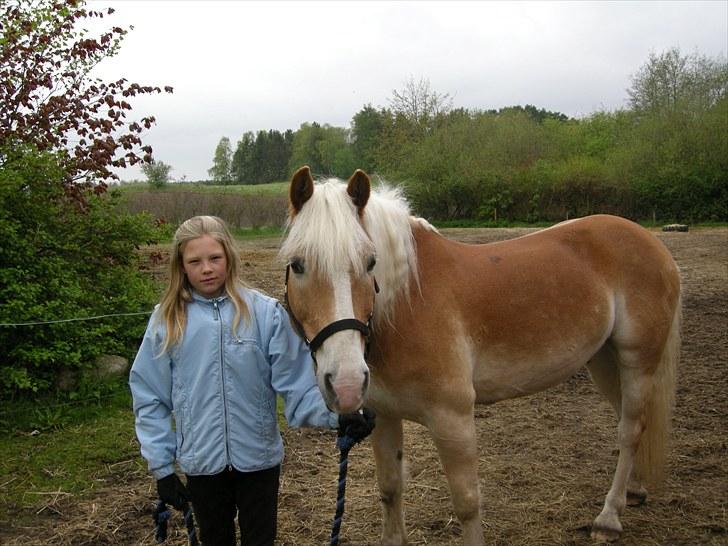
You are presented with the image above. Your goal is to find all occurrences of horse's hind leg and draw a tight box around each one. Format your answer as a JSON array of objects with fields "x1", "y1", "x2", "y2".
[
  {"x1": 371, "y1": 414, "x2": 408, "y2": 545},
  {"x1": 428, "y1": 407, "x2": 483, "y2": 546},
  {"x1": 587, "y1": 346, "x2": 647, "y2": 506},
  {"x1": 590, "y1": 350, "x2": 662, "y2": 542}
]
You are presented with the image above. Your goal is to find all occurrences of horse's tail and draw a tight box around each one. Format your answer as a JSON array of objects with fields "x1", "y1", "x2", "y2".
[{"x1": 635, "y1": 293, "x2": 681, "y2": 486}]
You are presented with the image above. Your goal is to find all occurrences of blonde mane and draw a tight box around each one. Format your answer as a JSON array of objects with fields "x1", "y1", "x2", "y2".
[{"x1": 279, "y1": 179, "x2": 425, "y2": 323}]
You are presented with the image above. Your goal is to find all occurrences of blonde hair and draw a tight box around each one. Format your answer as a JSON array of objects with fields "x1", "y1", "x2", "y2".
[{"x1": 157, "y1": 215, "x2": 249, "y2": 354}]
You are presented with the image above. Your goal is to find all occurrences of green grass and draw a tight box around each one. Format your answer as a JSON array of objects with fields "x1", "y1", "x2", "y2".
[
  {"x1": 0, "y1": 382, "x2": 290, "y2": 528},
  {"x1": 0, "y1": 383, "x2": 143, "y2": 525},
  {"x1": 151, "y1": 226, "x2": 285, "y2": 245}
]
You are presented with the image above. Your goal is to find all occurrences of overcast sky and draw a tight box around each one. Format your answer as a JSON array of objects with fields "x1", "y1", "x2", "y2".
[{"x1": 88, "y1": 1, "x2": 728, "y2": 182}]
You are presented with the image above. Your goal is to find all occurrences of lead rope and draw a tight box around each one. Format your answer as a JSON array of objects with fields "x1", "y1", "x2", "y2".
[
  {"x1": 153, "y1": 500, "x2": 199, "y2": 546},
  {"x1": 330, "y1": 433, "x2": 358, "y2": 546}
]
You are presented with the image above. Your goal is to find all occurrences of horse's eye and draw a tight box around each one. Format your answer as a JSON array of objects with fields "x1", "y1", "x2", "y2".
[
  {"x1": 367, "y1": 256, "x2": 377, "y2": 272},
  {"x1": 290, "y1": 259, "x2": 305, "y2": 275}
]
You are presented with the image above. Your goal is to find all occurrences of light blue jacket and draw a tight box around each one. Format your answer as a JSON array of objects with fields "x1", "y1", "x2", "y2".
[{"x1": 129, "y1": 288, "x2": 337, "y2": 479}]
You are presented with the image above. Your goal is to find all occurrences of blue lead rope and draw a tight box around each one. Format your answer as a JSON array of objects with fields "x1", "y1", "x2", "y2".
[
  {"x1": 330, "y1": 434, "x2": 358, "y2": 546},
  {"x1": 153, "y1": 500, "x2": 171, "y2": 543},
  {"x1": 153, "y1": 499, "x2": 199, "y2": 546}
]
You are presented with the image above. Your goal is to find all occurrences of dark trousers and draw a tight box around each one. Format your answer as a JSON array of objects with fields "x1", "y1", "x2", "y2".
[{"x1": 186, "y1": 465, "x2": 280, "y2": 546}]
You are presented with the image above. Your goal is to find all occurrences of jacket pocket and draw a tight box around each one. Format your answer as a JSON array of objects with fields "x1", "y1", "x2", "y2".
[{"x1": 175, "y1": 405, "x2": 197, "y2": 472}]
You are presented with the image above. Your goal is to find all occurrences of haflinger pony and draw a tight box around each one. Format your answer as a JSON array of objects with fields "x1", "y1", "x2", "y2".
[{"x1": 280, "y1": 166, "x2": 681, "y2": 545}]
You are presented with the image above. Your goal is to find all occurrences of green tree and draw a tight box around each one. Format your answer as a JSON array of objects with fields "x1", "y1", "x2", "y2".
[
  {"x1": 289, "y1": 123, "x2": 353, "y2": 178},
  {"x1": 231, "y1": 130, "x2": 293, "y2": 184},
  {"x1": 141, "y1": 160, "x2": 172, "y2": 188},
  {"x1": 208, "y1": 136, "x2": 233, "y2": 183},
  {"x1": 351, "y1": 104, "x2": 389, "y2": 173},
  {"x1": 289, "y1": 122, "x2": 325, "y2": 174},
  {"x1": 628, "y1": 47, "x2": 728, "y2": 115},
  {"x1": 231, "y1": 132, "x2": 255, "y2": 183},
  {"x1": 622, "y1": 49, "x2": 728, "y2": 221}
]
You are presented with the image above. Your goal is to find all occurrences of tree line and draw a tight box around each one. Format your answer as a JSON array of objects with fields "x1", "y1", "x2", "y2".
[{"x1": 202, "y1": 51, "x2": 726, "y2": 223}]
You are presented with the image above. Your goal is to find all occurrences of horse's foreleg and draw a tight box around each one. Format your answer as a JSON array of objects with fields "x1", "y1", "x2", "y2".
[
  {"x1": 371, "y1": 414, "x2": 407, "y2": 545},
  {"x1": 429, "y1": 409, "x2": 483, "y2": 546}
]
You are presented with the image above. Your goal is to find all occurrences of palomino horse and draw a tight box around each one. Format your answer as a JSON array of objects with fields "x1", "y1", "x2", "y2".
[{"x1": 280, "y1": 166, "x2": 681, "y2": 544}]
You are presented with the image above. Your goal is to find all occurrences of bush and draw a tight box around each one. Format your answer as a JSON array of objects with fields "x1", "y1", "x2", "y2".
[{"x1": 0, "y1": 149, "x2": 160, "y2": 397}]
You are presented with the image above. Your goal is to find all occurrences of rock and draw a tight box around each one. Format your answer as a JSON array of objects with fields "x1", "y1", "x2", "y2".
[
  {"x1": 662, "y1": 224, "x2": 689, "y2": 232},
  {"x1": 90, "y1": 354, "x2": 130, "y2": 381}
]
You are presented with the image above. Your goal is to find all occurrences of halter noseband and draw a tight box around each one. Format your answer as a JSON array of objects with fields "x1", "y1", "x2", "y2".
[{"x1": 283, "y1": 264, "x2": 379, "y2": 361}]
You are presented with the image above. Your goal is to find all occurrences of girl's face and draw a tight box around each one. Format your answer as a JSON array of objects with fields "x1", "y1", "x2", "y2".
[{"x1": 181, "y1": 235, "x2": 228, "y2": 299}]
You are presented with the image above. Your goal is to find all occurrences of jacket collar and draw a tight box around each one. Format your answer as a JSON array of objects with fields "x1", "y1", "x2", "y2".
[{"x1": 190, "y1": 290, "x2": 229, "y2": 304}]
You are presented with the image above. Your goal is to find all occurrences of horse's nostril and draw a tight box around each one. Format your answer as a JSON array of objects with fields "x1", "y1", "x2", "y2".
[
  {"x1": 363, "y1": 370, "x2": 370, "y2": 390},
  {"x1": 324, "y1": 372, "x2": 334, "y2": 394}
]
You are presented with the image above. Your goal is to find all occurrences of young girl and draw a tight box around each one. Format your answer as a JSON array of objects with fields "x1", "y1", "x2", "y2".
[{"x1": 129, "y1": 215, "x2": 373, "y2": 546}]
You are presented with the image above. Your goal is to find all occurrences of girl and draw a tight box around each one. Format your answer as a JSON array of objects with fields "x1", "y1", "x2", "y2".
[{"x1": 129, "y1": 215, "x2": 373, "y2": 546}]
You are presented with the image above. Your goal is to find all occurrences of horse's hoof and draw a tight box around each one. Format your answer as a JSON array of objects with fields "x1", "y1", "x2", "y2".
[
  {"x1": 626, "y1": 489, "x2": 647, "y2": 506},
  {"x1": 591, "y1": 524, "x2": 622, "y2": 542}
]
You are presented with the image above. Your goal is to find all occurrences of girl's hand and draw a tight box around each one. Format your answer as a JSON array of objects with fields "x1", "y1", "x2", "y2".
[
  {"x1": 337, "y1": 408, "x2": 376, "y2": 443},
  {"x1": 156, "y1": 473, "x2": 191, "y2": 510}
]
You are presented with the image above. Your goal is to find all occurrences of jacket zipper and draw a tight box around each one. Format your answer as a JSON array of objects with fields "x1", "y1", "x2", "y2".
[{"x1": 213, "y1": 298, "x2": 233, "y2": 470}]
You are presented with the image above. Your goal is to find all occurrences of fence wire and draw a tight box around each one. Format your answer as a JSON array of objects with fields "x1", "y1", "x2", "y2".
[{"x1": 0, "y1": 311, "x2": 152, "y2": 327}]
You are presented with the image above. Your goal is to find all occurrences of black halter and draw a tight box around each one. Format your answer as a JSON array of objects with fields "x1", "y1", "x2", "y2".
[{"x1": 283, "y1": 264, "x2": 379, "y2": 361}]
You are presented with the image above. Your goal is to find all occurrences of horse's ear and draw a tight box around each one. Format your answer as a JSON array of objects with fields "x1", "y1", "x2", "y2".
[
  {"x1": 347, "y1": 169, "x2": 371, "y2": 213},
  {"x1": 290, "y1": 165, "x2": 314, "y2": 214}
]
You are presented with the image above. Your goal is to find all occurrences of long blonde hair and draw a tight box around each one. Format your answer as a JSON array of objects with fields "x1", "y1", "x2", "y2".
[{"x1": 157, "y1": 215, "x2": 249, "y2": 354}]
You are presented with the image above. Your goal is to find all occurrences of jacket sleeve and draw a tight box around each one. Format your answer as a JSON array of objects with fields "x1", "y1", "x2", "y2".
[
  {"x1": 128, "y1": 315, "x2": 177, "y2": 480},
  {"x1": 268, "y1": 302, "x2": 338, "y2": 429}
]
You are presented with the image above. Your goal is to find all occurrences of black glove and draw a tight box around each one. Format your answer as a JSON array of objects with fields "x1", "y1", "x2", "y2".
[
  {"x1": 338, "y1": 407, "x2": 376, "y2": 443},
  {"x1": 156, "y1": 473, "x2": 190, "y2": 510}
]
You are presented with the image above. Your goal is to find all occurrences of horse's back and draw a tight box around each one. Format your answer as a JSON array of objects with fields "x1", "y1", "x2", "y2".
[{"x1": 466, "y1": 214, "x2": 679, "y2": 300}]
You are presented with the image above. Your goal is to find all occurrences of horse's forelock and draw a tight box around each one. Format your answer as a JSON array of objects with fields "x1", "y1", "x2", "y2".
[
  {"x1": 280, "y1": 178, "x2": 418, "y2": 322},
  {"x1": 281, "y1": 180, "x2": 373, "y2": 278}
]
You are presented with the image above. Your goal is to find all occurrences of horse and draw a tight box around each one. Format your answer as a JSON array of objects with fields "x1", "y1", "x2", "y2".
[{"x1": 279, "y1": 166, "x2": 681, "y2": 544}]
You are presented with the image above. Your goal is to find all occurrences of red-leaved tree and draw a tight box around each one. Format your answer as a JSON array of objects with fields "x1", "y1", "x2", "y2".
[{"x1": 0, "y1": 0, "x2": 172, "y2": 189}]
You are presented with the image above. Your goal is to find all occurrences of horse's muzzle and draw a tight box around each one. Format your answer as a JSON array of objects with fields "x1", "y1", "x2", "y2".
[{"x1": 326, "y1": 370, "x2": 369, "y2": 413}]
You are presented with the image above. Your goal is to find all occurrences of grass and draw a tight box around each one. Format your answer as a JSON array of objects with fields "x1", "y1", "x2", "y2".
[
  {"x1": 0, "y1": 382, "x2": 143, "y2": 526},
  {"x1": 0, "y1": 381, "x2": 289, "y2": 528},
  {"x1": 150, "y1": 226, "x2": 285, "y2": 246}
]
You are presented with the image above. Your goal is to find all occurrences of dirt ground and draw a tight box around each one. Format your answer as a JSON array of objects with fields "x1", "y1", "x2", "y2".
[{"x1": 2, "y1": 226, "x2": 726, "y2": 545}]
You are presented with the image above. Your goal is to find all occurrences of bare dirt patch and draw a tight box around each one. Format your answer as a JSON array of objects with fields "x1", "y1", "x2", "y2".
[{"x1": 2, "y1": 227, "x2": 726, "y2": 545}]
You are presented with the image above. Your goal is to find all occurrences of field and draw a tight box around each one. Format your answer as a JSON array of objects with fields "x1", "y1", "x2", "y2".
[
  {"x1": 117, "y1": 183, "x2": 290, "y2": 229},
  {"x1": 1, "y1": 226, "x2": 726, "y2": 545}
]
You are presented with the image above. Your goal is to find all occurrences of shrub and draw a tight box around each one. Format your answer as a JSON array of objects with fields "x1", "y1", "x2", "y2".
[{"x1": 0, "y1": 149, "x2": 160, "y2": 397}]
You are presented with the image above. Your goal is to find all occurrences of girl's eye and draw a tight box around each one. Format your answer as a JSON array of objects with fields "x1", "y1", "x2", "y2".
[
  {"x1": 290, "y1": 259, "x2": 304, "y2": 275},
  {"x1": 367, "y1": 256, "x2": 377, "y2": 272}
]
